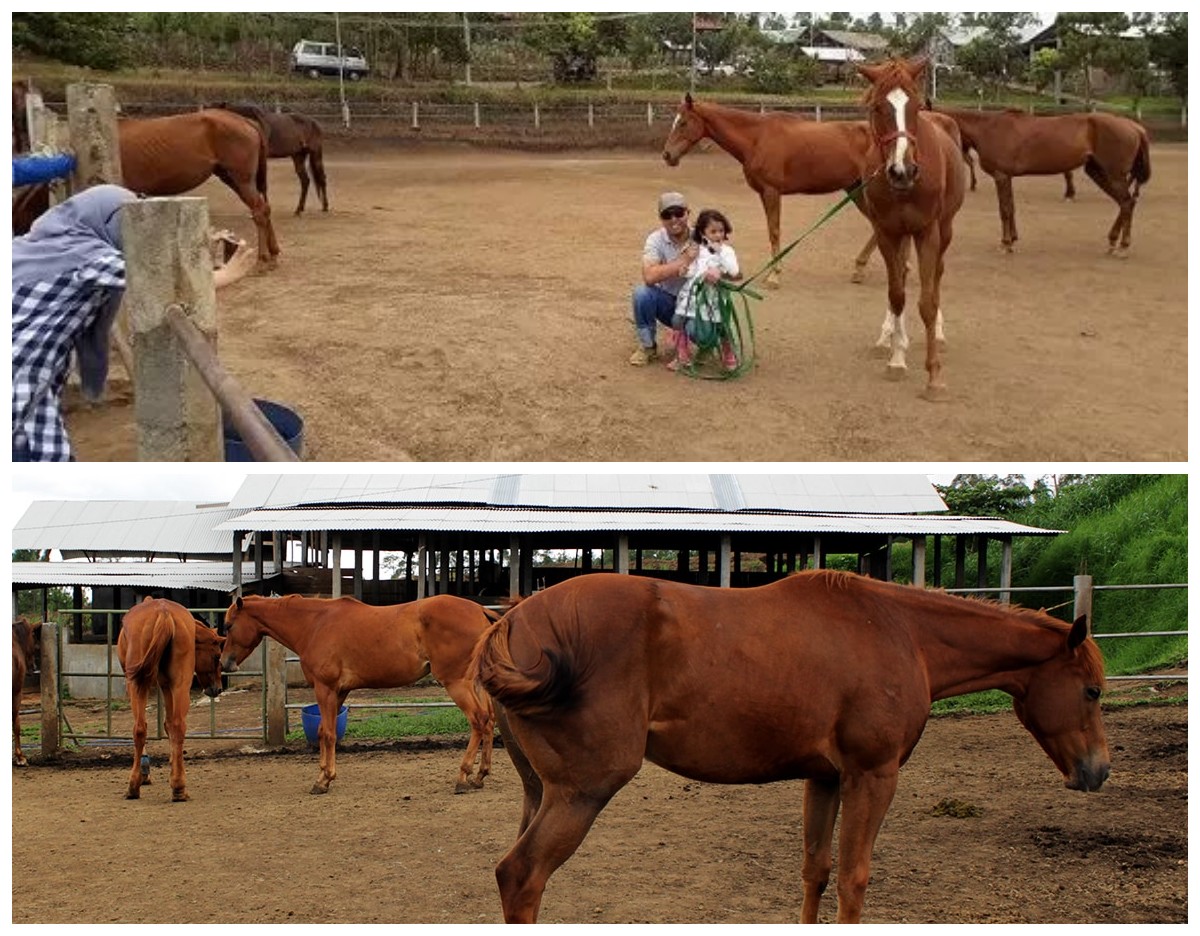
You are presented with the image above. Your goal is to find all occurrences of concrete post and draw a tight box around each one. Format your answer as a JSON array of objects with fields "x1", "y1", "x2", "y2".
[
  {"x1": 999, "y1": 537, "x2": 1013, "y2": 604},
  {"x1": 616, "y1": 534, "x2": 630, "y2": 574},
  {"x1": 1073, "y1": 575, "x2": 1094, "y2": 634},
  {"x1": 331, "y1": 532, "x2": 342, "y2": 597},
  {"x1": 509, "y1": 536, "x2": 521, "y2": 598},
  {"x1": 719, "y1": 535, "x2": 732, "y2": 588},
  {"x1": 66, "y1": 82, "x2": 122, "y2": 189},
  {"x1": 121, "y1": 197, "x2": 223, "y2": 461},
  {"x1": 912, "y1": 536, "x2": 926, "y2": 588},
  {"x1": 39, "y1": 623, "x2": 60, "y2": 758}
]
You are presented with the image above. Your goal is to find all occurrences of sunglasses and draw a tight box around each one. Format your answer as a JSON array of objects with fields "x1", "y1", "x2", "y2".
[{"x1": 660, "y1": 206, "x2": 687, "y2": 220}]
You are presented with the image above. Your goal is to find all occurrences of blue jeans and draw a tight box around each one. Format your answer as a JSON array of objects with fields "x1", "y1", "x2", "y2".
[{"x1": 631, "y1": 284, "x2": 678, "y2": 349}]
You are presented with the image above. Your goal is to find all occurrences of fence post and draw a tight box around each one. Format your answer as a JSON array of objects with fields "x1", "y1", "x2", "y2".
[
  {"x1": 265, "y1": 637, "x2": 287, "y2": 746},
  {"x1": 814, "y1": 103, "x2": 822, "y2": 122},
  {"x1": 121, "y1": 196, "x2": 224, "y2": 461},
  {"x1": 911, "y1": 535, "x2": 926, "y2": 587},
  {"x1": 39, "y1": 622, "x2": 60, "y2": 759},
  {"x1": 647, "y1": 102, "x2": 653, "y2": 126},
  {"x1": 66, "y1": 82, "x2": 122, "y2": 190},
  {"x1": 1073, "y1": 574, "x2": 1094, "y2": 634},
  {"x1": 588, "y1": 101, "x2": 595, "y2": 128},
  {"x1": 999, "y1": 537, "x2": 1013, "y2": 604},
  {"x1": 534, "y1": 102, "x2": 540, "y2": 129},
  {"x1": 473, "y1": 101, "x2": 480, "y2": 129},
  {"x1": 719, "y1": 535, "x2": 732, "y2": 588},
  {"x1": 411, "y1": 101, "x2": 419, "y2": 130}
]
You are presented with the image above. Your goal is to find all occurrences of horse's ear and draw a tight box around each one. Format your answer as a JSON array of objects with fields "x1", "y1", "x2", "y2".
[
  {"x1": 236, "y1": 595, "x2": 244, "y2": 610},
  {"x1": 1067, "y1": 614, "x2": 1089, "y2": 651},
  {"x1": 857, "y1": 62, "x2": 881, "y2": 83},
  {"x1": 684, "y1": 91, "x2": 694, "y2": 108},
  {"x1": 906, "y1": 55, "x2": 930, "y2": 81}
]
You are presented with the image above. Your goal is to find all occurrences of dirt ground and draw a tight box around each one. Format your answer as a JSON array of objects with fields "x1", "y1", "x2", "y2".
[
  {"x1": 10, "y1": 689, "x2": 1187, "y2": 924},
  {"x1": 64, "y1": 141, "x2": 1187, "y2": 462}
]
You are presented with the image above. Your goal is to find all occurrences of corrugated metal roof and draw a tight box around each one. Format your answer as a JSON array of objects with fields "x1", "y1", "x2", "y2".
[
  {"x1": 227, "y1": 474, "x2": 949, "y2": 514},
  {"x1": 216, "y1": 506, "x2": 1059, "y2": 538},
  {"x1": 12, "y1": 501, "x2": 244, "y2": 556},
  {"x1": 10, "y1": 561, "x2": 289, "y2": 591}
]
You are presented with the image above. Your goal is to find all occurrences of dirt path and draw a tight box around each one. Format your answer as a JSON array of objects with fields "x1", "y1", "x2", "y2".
[
  {"x1": 11, "y1": 703, "x2": 1186, "y2": 924},
  {"x1": 65, "y1": 142, "x2": 1187, "y2": 462}
]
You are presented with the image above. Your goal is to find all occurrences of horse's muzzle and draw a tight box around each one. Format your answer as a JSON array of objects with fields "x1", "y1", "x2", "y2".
[
  {"x1": 1066, "y1": 759, "x2": 1110, "y2": 792},
  {"x1": 886, "y1": 163, "x2": 919, "y2": 191},
  {"x1": 662, "y1": 151, "x2": 679, "y2": 167},
  {"x1": 204, "y1": 685, "x2": 224, "y2": 699},
  {"x1": 221, "y1": 656, "x2": 239, "y2": 674}
]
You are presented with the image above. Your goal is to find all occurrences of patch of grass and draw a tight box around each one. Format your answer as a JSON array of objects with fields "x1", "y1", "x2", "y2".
[{"x1": 284, "y1": 705, "x2": 470, "y2": 744}]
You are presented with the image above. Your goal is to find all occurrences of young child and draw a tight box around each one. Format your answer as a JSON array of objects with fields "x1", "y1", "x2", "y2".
[{"x1": 669, "y1": 208, "x2": 741, "y2": 372}]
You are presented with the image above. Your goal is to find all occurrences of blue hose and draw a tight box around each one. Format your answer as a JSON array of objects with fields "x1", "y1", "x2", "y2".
[{"x1": 13, "y1": 153, "x2": 76, "y2": 186}]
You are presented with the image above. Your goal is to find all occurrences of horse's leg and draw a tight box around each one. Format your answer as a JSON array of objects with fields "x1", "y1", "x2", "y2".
[
  {"x1": 13, "y1": 686, "x2": 26, "y2": 767},
  {"x1": 442, "y1": 676, "x2": 494, "y2": 792},
  {"x1": 965, "y1": 149, "x2": 978, "y2": 191},
  {"x1": 225, "y1": 174, "x2": 279, "y2": 265},
  {"x1": 800, "y1": 777, "x2": 840, "y2": 924},
  {"x1": 851, "y1": 232, "x2": 876, "y2": 285},
  {"x1": 759, "y1": 187, "x2": 783, "y2": 289},
  {"x1": 1063, "y1": 170, "x2": 1076, "y2": 200},
  {"x1": 497, "y1": 705, "x2": 541, "y2": 836},
  {"x1": 125, "y1": 681, "x2": 148, "y2": 799},
  {"x1": 874, "y1": 231, "x2": 910, "y2": 378},
  {"x1": 310, "y1": 685, "x2": 343, "y2": 794},
  {"x1": 993, "y1": 173, "x2": 1017, "y2": 251},
  {"x1": 160, "y1": 677, "x2": 190, "y2": 801},
  {"x1": 1083, "y1": 160, "x2": 1133, "y2": 257},
  {"x1": 291, "y1": 152, "x2": 309, "y2": 215},
  {"x1": 832, "y1": 767, "x2": 901, "y2": 923},
  {"x1": 495, "y1": 783, "x2": 623, "y2": 923},
  {"x1": 310, "y1": 149, "x2": 329, "y2": 212},
  {"x1": 914, "y1": 227, "x2": 949, "y2": 399}
]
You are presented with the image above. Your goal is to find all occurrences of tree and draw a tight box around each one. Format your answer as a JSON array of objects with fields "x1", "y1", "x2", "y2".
[
  {"x1": 12, "y1": 13, "x2": 132, "y2": 70},
  {"x1": 1145, "y1": 12, "x2": 1187, "y2": 102},
  {"x1": 935, "y1": 474, "x2": 1036, "y2": 517},
  {"x1": 1055, "y1": 13, "x2": 1143, "y2": 107},
  {"x1": 520, "y1": 12, "x2": 627, "y2": 84}
]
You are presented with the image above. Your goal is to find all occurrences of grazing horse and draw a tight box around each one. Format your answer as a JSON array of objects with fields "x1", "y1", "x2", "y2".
[
  {"x1": 117, "y1": 598, "x2": 226, "y2": 802},
  {"x1": 857, "y1": 57, "x2": 965, "y2": 399},
  {"x1": 117, "y1": 109, "x2": 280, "y2": 265},
  {"x1": 12, "y1": 618, "x2": 42, "y2": 766},
  {"x1": 936, "y1": 105, "x2": 1150, "y2": 256},
  {"x1": 661, "y1": 94, "x2": 880, "y2": 286},
  {"x1": 214, "y1": 103, "x2": 329, "y2": 215},
  {"x1": 470, "y1": 571, "x2": 1111, "y2": 924},
  {"x1": 221, "y1": 593, "x2": 500, "y2": 795}
]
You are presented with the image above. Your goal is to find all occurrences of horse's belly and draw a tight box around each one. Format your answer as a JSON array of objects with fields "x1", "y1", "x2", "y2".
[{"x1": 645, "y1": 722, "x2": 837, "y2": 784}]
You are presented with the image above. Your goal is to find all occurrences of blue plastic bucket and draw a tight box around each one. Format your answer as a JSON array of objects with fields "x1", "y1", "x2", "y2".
[
  {"x1": 223, "y1": 398, "x2": 304, "y2": 462},
  {"x1": 300, "y1": 703, "x2": 348, "y2": 745}
]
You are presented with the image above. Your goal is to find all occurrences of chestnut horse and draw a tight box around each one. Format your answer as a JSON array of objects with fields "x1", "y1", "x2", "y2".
[
  {"x1": 117, "y1": 598, "x2": 226, "y2": 802},
  {"x1": 936, "y1": 105, "x2": 1150, "y2": 256},
  {"x1": 857, "y1": 58, "x2": 965, "y2": 399},
  {"x1": 661, "y1": 94, "x2": 879, "y2": 286},
  {"x1": 214, "y1": 103, "x2": 329, "y2": 214},
  {"x1": 221, "y1": 593, "x2": 500, "y2": 795},
  {"x1": 12, "y1": 618, "x2": 42, "y2": 766},
  {"x1": 117, "y1": 110, "x2": 280, "y2": 265},
  {"x1": 470, "y1": 571, "x2": 1111, "y2": 924}
]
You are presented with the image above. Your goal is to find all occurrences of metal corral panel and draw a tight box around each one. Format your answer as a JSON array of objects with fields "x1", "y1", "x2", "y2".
[
  {"x1": 216, "y1": 507, "x2": 1059, "y2": 538},
  {"x1": 12, "y1": 501, "x2": 245, "y2": 556},
  {"x1": 227, "y1": 474, "x2": 949, "y2": 514},
  {"x1": 10, "y1": 560, "x2": 292, "y2": 591}
]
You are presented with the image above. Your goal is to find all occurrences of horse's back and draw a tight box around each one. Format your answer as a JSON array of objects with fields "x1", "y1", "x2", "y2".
[
  {"x1": 118, "y1": 110, "x2": 263, "y2": 194},
  {"x1": 118, "y1": 599, "x2": 194, "y2": 683}
]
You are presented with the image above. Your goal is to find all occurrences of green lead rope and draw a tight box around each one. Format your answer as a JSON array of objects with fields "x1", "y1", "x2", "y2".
[{"x1": 673, "y1": 181, "x2": 865, "y2": 381}]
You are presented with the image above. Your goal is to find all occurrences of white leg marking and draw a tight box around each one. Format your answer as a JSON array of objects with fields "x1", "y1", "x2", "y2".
[
  {"x1": 935, "y1": 308, "x2": 945, "y2": 343},
  {"x1": 889, "y1": 313, "x2": 909, "y2": 370},
  {"x1": 875, "y1": 308, "x2": 895, "y2": 348}
]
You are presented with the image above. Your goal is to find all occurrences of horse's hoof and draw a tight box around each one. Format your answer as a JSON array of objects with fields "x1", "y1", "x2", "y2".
[
  {"x1": 850, "y1": 269, "x2": 866, "y2": 284},
  {"x1": 870, "y1": 342, "x2": 891, "y2": 359},
  {"x1": 310, "y1": 784, "x2": 330, "y2": 795},
  {"x1": 125, "y1": 788, "x2": 140, "y2": 800},
  {"x1": 921, "y1": 384, "x2": 950, "y2": 402},
  {"x1": 885, "y1": 364, "x2": 908, "y2": 381},
  {"x1": 14, "y1": 757, "x2": 28, "y2": 767},
  {"x1": 454, "y1": 782, "x2": 474, "y2": 795},
  {"x1": 171, "y1": 790, "x2": 189, "y2": 803}
]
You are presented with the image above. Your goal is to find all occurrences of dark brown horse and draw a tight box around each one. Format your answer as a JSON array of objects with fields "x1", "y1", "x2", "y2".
[
  {"x1": 117, "y1": 598, "x2": 226, "y2": 801},
  {"x1": 12, "y1": 618, "x2": 42, "y2": 767},
  {"x1": 221, "y1": 593, "x2": 500, "y2": 795},
  {"x1": 118, "y1": 110, "x2": 280, "y2": 265},
  {"x1": 936, "y1": 104, "x2": 1150, "y2": 256},
  {"x1": 661, "y1": 94, "x2": 879, "y2": 286},
  {"x1": 857, "y1": 57, "x2": 966, "y2": 399},
  {"x1": 214, "y1": 103, "x2": 329, "y2": 214},
  {"x1": 470, "y1": 571, "x2": 1111, "y2": 923}
]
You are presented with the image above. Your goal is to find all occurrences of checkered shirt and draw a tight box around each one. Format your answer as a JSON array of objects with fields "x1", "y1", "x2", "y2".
[{"x1": 12, "y1": 251, "x2": 126, "y2": 461}]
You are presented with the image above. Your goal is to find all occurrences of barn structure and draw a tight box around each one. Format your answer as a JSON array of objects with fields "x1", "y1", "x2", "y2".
[{"x1": 13, "y1": 472, "x2": 1061, "y2": 629}]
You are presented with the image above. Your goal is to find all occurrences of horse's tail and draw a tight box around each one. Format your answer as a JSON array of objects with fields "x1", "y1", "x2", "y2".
[
  {"x1": 306, "y1": 121, "x2": 328, "y2": 203},
  {"x1": 124, "y1": 610, "x2": 174, "y2": 686},
  {"x1": 1130, "y1": 126, "x2": 1151, "y2": 197},
  {"x1": 469, "y1": 610, "x2": 576, "y2": 719}
]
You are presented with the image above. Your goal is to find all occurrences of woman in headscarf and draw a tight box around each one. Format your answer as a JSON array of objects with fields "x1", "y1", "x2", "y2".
[{"x1": 12, "y1": 184, "x2": 256, "y2": 460}]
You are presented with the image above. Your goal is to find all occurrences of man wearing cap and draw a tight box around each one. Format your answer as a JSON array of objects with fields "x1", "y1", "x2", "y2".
[{"x1": 629, "y1": 191, "x2": 699, "y2": 365}]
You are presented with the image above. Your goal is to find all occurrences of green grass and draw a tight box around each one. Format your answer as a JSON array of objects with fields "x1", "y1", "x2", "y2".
[{"x1": 285, "y1": 705, "x2": 470, "y2": 744}]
